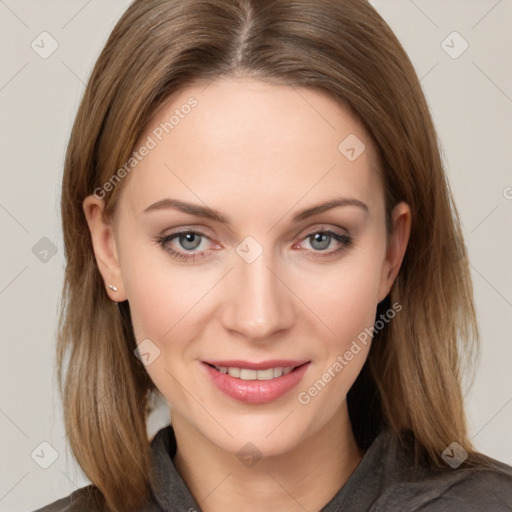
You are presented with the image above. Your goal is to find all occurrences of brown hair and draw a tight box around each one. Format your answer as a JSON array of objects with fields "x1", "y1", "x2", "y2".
[{"x1": 58, "y1": 0, "x2": 481, "y2": 510}]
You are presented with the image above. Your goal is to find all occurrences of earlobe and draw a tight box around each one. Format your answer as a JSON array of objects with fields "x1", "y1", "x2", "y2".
[
  {"x1": 82, "y1": 195, "x2": 127, "y2": 302},
  {"x1": 378, "y1": 201, "x2": 411, "y2": 302}
]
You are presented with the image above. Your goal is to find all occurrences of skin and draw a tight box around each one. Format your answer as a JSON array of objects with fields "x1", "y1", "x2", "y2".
[{"x1": 83, "y1": 76, "x2": 411, "y2": 511}]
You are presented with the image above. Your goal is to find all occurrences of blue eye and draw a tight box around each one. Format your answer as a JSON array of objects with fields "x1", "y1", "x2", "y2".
[
  {"x1": 311, "y1": 232, "x2": 331, "y2": 250},
  {"x1": 155, "y1": 230, "x2": 211, "y2": 261},
  {"x1": 173, "y1": 232, "x2": 204, "y2": 251},
  {"x1": 154, "y1": 228, "x2": 353, "y2": 262},
  {"x1": 298, "y1": 230, "x2": 353, "y2": 259}
]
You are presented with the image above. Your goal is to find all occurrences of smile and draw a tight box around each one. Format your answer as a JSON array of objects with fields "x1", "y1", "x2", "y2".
[
  {"x1": 207, "y1": 364, "x2": 301, "y2": 380},
  {"x1": 201, "y1": 361, "x2": 311, "y2": 404}
]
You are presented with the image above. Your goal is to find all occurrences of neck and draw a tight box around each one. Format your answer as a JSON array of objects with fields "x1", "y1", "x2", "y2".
[{"x1": 172, "y1": 403, "x2": 363, "y2": 512}]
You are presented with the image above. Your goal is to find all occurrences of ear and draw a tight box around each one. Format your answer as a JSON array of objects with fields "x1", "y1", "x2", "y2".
[
  {"x1": 377, "y1": 201, "x2": 411, "y2": 302},
  {"x1": 82, "y1": 195, "x2": 127, "y2": 302}
]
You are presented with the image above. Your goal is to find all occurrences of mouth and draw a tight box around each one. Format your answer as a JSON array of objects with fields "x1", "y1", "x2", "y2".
[
  {"x1": 201, "y1": 360, "x2": 311, "y2": 404},
  {"x1": 203, "y1": 361, "x2": 310, "y2": 381}
]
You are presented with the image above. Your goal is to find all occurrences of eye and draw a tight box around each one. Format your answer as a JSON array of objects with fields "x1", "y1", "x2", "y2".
[
  {"x1": 154, "y1": 230, "x2": 216, "y2": 261},
  {"x1": 309, "y1": 232, "x2": 334, "y2": 250},
  {"x1": 294, "y1": 228, "x2": 353, "y2": 259},
  {"x1": 154, "y1": 226, "x2": 353, "y2": 262},
  {"x1": 173, "y1": 232, "x2": 204, "y2": 251}
]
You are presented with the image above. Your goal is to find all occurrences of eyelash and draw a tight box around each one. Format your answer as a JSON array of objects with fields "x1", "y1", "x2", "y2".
[{"x1": 154, "y1": 228, "x2": 353, "y2": 262}]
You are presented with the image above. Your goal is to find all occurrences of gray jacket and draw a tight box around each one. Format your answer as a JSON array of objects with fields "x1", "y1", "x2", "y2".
[{"x1": 34, "y1": 425, "x2": 512, "y2": 511}]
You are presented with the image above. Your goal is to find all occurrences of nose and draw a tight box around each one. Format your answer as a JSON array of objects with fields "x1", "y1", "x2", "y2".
[{"x1": 220, "y1": 249, "x2": 295, "y2": 341}]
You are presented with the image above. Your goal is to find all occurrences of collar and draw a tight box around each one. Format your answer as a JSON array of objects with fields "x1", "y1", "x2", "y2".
[{"x1": 149, "y1": 425, "x2": 202, "y2": 512}]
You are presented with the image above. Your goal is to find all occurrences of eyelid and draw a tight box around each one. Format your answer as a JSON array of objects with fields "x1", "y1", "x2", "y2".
[
  {"x1": 293, "y1": 227, "x2": 352, "y2": 252},
  {"x1": 297, "y1": 223, "x2": 349, "y2": 238},
  {"x1": 166, "y1": 228, "x2": 219, "y2": 248},
  {"x1": 155, "y1": 223, "x2": 353, "y2": 261},
  {"x1": 159, "y1": 222, "x2": 349, "y2": 245}
]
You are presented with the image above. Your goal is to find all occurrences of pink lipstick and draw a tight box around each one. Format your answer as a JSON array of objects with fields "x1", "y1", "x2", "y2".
[{"x1": 201, "y1": 360, "x2": 310, "y2": 404}]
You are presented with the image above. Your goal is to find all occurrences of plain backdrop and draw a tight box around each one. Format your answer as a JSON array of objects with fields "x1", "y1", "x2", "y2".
[{"x1": 0, "y1": 1, "x2": 511, "y2": 511}]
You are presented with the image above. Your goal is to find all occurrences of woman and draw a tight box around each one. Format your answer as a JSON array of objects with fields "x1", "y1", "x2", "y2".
[{"x1": 35, "y1": 0, "x2": 512, "y2": 511}]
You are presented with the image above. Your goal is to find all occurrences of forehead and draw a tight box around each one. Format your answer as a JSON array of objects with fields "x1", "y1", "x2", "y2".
[{"x1": 119, "y1": 76, "x2": 383, "y2": 220}]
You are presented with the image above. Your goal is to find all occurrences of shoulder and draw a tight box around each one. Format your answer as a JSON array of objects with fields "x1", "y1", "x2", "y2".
[
  {"x1": 32, "y1": 485, "x2": 104, "y2": 512},
  {"x1": 396, "y1": 462, "x2": 512, "y2": 511},
  {"x1": 376, "y1": 431, "x2": 512, "y2": 511},
  {"x1": 31, "y1": 426, "x2": 178, "y2": 512}
]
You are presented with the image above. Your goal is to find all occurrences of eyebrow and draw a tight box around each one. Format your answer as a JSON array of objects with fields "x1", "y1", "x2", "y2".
[{"x1": 143, "y1": 196, "x2": 368, "y2": 224}]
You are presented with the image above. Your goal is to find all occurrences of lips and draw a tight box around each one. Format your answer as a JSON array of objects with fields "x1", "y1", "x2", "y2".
[
  {"x1": 203, "y1": 359, "x2": 309, "y2": 371},
  {"x1": 201, "y1": 360, "x2": 311, "y2": 404},
  {"x1": 207, "y1": 365, "x2": 296, "y2": 380}
]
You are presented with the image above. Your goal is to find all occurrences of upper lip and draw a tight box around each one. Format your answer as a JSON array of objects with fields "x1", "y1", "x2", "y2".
[{"x1": 203, "y1": 360, "x2": 310, "y2": 370}]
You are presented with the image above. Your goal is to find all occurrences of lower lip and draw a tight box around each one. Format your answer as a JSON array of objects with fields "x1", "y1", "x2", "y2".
[{"x1": 201, "y1": 362, "x2": 310, "y2": 404}]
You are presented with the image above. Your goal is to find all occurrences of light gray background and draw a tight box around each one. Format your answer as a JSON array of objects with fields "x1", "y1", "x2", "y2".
[{"x1": 0, "y1": 1, "x2": 511, "y2": 511}]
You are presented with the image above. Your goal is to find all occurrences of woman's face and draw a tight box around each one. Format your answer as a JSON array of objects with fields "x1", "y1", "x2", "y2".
[{"x1": 84, "y1": 76, "x2": 409, "y2": 457}]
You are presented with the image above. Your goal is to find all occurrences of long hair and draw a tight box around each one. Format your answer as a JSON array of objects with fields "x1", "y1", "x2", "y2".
[{"x1": 58, "y1": 0, "x2": 479, "y2": 509}]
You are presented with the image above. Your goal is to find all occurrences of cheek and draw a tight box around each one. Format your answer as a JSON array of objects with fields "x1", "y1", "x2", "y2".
[
  {"x1": 339, "y1": 272, "x2": 380, "y2": 337},
  {"x1": 294, "y1": 266, "x2": 378, "y2": 421},
  {"x1": 121, "y1": 251, "x2": 210, "y2": 405},
  {"x1": 301, "y1": 253, "x2": 382, "y2": 340},
  {"x1": 296, "y1": 247, "x2": 383, "y2": 399},
  {"x1": 120, "y1": 241, "x2": 199, "y2": 343}
]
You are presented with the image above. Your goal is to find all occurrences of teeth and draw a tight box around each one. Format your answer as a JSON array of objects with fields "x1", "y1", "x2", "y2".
[
  {"x1": 215, "y1": 365, "x2": 295, "y2": 380},
  {"x1": 255, "y1": 368, "x2": 274, "y2": 380},
  {"x1": 240, "y1": 369, "x2": 257, "y2": 380},
  {"x1": 227, "y1": 367, "x2": 240, "y2": 378}
]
